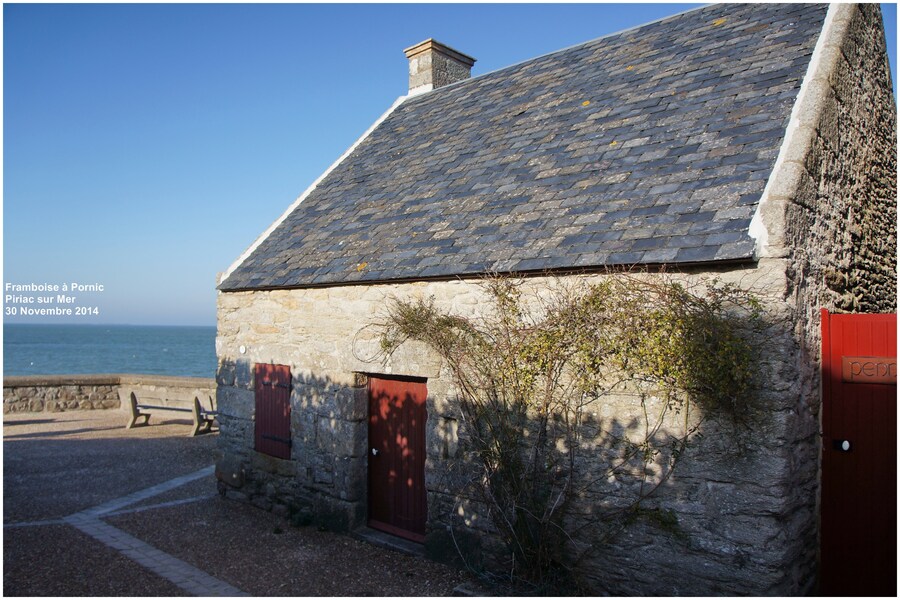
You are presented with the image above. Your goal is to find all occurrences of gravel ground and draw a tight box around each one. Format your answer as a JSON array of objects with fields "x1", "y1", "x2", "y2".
[
  {"x1": 110, "y1": 498, "x2": 474, "y2": 596},
  {"x1": 4, "y1": 409, "x2": 480, "y2": 596},
  {"x1": 4, "y1": 525, "x2": 188, "y2": 596},
  {"x1": 4, "y1": 410, "x2": 217, "y2": 522}
]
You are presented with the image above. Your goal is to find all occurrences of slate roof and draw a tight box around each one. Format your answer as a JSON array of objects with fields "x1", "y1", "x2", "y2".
[{"x1": 220, "y1": 3, "x2": 828, "y2": 291}]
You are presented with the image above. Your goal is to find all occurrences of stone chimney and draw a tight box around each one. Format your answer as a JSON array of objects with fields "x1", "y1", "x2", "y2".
[{"x1": 403, "y1": 39, "x2": 476, "y2": 95}]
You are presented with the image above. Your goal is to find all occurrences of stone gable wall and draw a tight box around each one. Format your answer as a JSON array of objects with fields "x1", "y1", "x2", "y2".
[
  {"x1": 779, "y1": 3, "x2": 897, "y2": 318},
  {"x1": 744, "y1": 4, "x2": 897, "y2": 593},
  {"x1": 775, "y1": 5, "x2": 896, "y2": 592}
]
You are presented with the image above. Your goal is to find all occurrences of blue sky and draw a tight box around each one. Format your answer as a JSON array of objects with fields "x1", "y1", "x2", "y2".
[{"x1": 3, "y1": 3, "x2": 897, "y2": 326}]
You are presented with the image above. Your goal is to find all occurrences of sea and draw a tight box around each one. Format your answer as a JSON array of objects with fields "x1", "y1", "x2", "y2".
[{"x1": 3, "y1": 324, "x2": 217, "y2": 378}]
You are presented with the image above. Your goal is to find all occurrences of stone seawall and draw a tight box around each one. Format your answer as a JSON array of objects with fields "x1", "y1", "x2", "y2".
[{"x1": 3, "y1": 374, "x2": 216, "y2": 414}]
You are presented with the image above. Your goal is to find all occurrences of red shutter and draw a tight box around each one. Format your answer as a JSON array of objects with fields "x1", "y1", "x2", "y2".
[{"x1": 254, "y1": 363, "x2": 292, "y2": 459}]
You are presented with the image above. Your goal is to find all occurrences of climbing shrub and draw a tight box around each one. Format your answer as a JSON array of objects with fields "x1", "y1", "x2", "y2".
[{"x1": 375, "y1": 272, "x2": 765, "y2": 593}]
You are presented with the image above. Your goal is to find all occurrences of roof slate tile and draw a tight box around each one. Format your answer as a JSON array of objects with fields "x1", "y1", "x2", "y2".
[{"x1": 220, "y1": 3, "x2": 827, "y2": 291}]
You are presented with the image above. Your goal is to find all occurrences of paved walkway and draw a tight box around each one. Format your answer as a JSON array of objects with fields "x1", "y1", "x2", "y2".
[
  {"x1": 4, "y1": 410, "x2": 473, "y2": 596},
  {"x1": 4, "y1": 412, "x2": 245, "y2": 596},
  {"x1": 62, "y1": 466, "x2": 247, "y2": 596}
]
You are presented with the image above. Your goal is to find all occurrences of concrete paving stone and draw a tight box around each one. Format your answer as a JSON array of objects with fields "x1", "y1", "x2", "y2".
[
  {"x1": 106, "y1": 538, "x2": 137, "y2": 551},
  {"x1": 121, "y1": 548, "x2": 149, "y2": 560}
]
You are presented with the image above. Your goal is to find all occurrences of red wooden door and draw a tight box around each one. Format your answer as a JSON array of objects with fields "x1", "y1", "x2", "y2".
[
  {"x1": 820, "y1": 310, "x2": 896, "y2": 596},
  {"x1": 367, "y1": 374, "x2": 428, "y2": 542},
  {"x1": 254, "y1": 363, "x2": 292, "y2": 459}
]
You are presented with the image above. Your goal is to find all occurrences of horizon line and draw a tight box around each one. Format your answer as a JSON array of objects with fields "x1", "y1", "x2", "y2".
[{"x1": 3, "y1": 322, "x2": 216, "y2": 328}]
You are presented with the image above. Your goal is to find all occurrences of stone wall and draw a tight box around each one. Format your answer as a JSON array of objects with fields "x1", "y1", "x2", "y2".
[
  {"x1": 767, "y1": 3, "x2": 897, "y2": 314},
  {"x1": 814, "y1": 4, "x2": 897, "y2": 315},
  {"x1": 752, "y1": 4, "x2": 896, "y2": 593},
  {"x1": 3, "y1": 374, "x2": 216, "y2": 415},
  {"x1": 4, "y1": 374, "x2": 121, "y2": 413},
  {"x1": 214, "y1": 261, "x2": 821, "y2": 595},
  {"x1": 799, "y1": 3, "x2": 897, "y2": 591}
]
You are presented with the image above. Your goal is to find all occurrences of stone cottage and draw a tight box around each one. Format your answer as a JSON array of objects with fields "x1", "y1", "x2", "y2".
[{"x1": 214, "y1": 3, "x2": 896, "y2": 595}]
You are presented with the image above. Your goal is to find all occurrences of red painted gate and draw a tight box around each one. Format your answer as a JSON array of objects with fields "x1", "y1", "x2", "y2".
[
  {"x1": 367, "y1": 374, "x2": 428, "y2": 542},
  {"x1": 254, "y1": 363, "x2": 292, "y2": 459},
  {"x1": 820, "y1": 310, "x2": 896, "y2": 596}
]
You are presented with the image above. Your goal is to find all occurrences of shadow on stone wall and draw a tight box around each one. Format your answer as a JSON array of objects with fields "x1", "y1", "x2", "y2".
[{"x1": 215, "y1": 350, "x2": 805, "y2": 595}]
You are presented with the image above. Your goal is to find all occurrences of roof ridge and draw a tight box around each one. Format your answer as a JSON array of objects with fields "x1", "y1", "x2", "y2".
[{"x1": 407, "y1": 2, "x2": 715, "y2": 99}]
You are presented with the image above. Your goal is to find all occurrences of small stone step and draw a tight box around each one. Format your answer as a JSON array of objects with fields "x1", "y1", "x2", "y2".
[{"x1": 352, "y1": 526, "x2": 425, "y2": 558}]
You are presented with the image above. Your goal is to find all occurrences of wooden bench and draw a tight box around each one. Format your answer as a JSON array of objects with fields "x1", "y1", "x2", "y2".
[{"x1": 126, "y1": 392, "x2": 218, "y2": 437}]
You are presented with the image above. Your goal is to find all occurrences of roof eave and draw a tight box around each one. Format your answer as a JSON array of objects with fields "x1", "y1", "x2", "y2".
[{"x1": 217, "y1": 256, "x2": 758, "y2": 293}]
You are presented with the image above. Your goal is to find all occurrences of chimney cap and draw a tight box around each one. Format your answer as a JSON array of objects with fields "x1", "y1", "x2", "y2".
[{"x1": 403, "y1": 39, "x2": 476, "y2": 67}]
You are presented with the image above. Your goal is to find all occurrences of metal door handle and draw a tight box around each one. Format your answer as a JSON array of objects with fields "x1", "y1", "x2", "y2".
[
  {"x1": 371, "y1": 448, "x2": 380, "y2": 456},
  {"x1": 832, "y1": 439, "x2": 852, "y2": 452}
]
